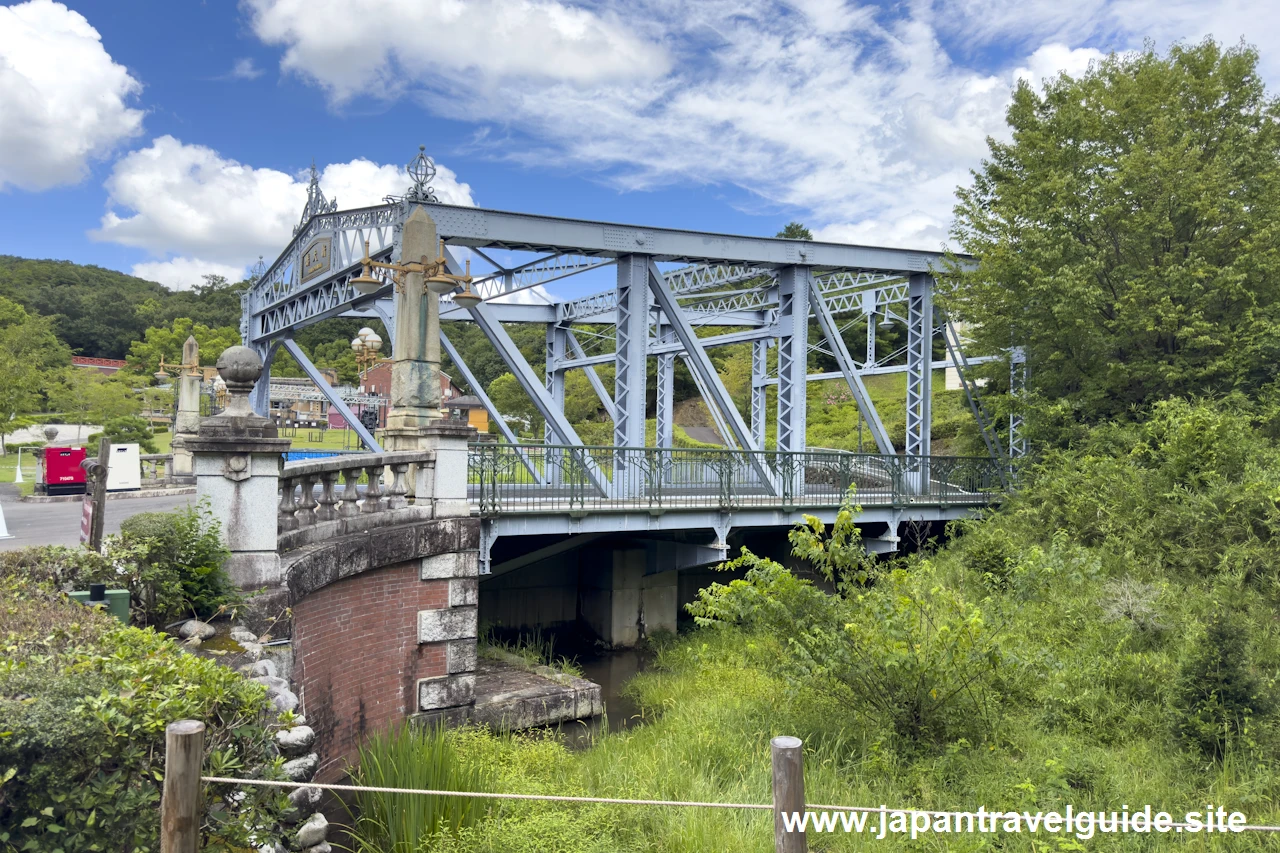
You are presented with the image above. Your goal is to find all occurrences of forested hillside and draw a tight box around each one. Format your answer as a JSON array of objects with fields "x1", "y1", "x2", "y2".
[{"x1": 0, "y1": 256, "x2": 246, "y2": 359}]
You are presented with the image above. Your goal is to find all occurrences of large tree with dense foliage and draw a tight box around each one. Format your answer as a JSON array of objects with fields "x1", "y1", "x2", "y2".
[
  {"x1": 0, "y1": 297, "x2": 71, "y2": 452},
  {"x1": 948, "y1": 40, "x2": 1280, "y2": 428}
]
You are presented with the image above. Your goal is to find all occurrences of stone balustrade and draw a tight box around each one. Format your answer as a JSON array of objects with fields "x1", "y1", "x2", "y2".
[
  {"x1": 278, "y1": 450, "x2": 436, "y2": 534},
  {"x1": 140, "y1": 453, "x2": 174, "y2": 485}
]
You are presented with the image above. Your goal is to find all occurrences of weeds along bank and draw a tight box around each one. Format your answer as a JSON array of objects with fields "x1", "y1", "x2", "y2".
[{"x1": 351, "y1": 399, "x2": 1280, "y2": 852}]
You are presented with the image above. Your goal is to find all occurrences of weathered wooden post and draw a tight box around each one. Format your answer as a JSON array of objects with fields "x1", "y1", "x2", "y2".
[
  {"x1": 771, "y1": 735, "x2": 807, "y2": 853},
  {"x1": 161, "y1": 719, "x2": 205, "y2": 853}
]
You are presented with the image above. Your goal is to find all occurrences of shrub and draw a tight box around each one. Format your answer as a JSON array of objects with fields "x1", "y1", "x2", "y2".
[
  {"x1": 0, "y1": 583, "x2": 286, "y2": 852},
  {"x1": 689, "y1": 551, "x2": 1007, "y2": 743},
  {"x1": 119, "y1": 501, "x2": 236, "y2": 623},
  {"x1": 88, "y1": 416, "x2": 160, "y2": 455},
  {"x1": 787, "y1": 496, "x2": 879, "y2": 591},
  {"x1": 1174, "y1": 612, "x2": 1273, "y2": 758}
]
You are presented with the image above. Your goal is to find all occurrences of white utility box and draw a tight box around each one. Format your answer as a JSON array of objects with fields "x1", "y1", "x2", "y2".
[{"x1": 106, "y1": 443, "x2": 142, "y2": 492}]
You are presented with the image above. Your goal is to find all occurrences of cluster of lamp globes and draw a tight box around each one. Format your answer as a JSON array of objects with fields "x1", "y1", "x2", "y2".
[
  {"x1": 349, "y1": 238, "x2": 484, "y2": 309},
  {"x1": 351, "y1": 327, "x2": 384, "y2": 364}
]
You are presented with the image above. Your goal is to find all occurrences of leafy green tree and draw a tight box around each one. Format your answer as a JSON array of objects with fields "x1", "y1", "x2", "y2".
[
  {"x1": 126, "y1": 318, "x2": 241, "y2": 374},
  {"x1": 777, "y1": 221, "x2": 813, "y2": 240},
  {"x1": 95, "y1": 415, "x2": 160, "y2": 454},
  {"x1": 0, "y1": 297, "x2": 71, "y2": 453},
  {"x1": 48, "y1": 369, "x2": 141, "y2": 434},
  {"x1": 487, "y1": 373, "x2": 542, "y2": 438},
  {"x1": 949, "y1": 40, "x2": 1280, "y2": 428}
]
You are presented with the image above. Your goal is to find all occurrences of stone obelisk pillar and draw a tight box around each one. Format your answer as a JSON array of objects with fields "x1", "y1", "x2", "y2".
[
  {"x1": 170, "y1": 335, "x2": 201, "y2": 483},
  {"x1": 383, "y1": 206, "x2": 443, "y2": 451}
]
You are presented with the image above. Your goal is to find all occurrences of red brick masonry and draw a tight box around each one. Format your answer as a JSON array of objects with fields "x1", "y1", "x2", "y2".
[{"x1": 292, "y1": 561, "x2": 450, "y2": 779}]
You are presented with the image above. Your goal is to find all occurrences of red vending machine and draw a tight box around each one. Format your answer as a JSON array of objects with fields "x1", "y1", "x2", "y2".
[{"x1": 37, "y1": 446, "x2": 88, "y2": 496}]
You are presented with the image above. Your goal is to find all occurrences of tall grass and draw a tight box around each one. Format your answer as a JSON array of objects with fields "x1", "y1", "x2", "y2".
[{"x1": 346, "y1": 723, "x2": 491, "y2": 853}]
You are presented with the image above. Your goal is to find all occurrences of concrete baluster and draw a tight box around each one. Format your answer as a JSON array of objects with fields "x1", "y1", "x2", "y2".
[
  {"x1": 361, "y1": 464, "x2": 385, "y2": 514},
  {"x1": 316, "y1": 471, "x2": 339, "y2": 522},
  {"x1": 387, "y1": 462, "x2": 410, "y2": 510},
  {"x1": 295, "y1": 473, "x2": 318, "y2": 527},
  {"x1": 278, "y1": 477, "x2": 299, "y2": 531},
  {"x1": 338, "y1": 468, "x2": 361, "y2": 517}
]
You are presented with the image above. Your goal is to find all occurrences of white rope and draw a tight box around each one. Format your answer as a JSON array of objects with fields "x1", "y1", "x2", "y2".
[
  {"x1": 201, "y1": 777, "x2": 1280, "y2": 831},
  {"x1": 201, "y1": 776, "x2": 770, "y2": 810}
]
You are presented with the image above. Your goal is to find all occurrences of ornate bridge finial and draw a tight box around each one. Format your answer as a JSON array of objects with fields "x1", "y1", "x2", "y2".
[
  {"x1": 295, "y1": 159, "x2": 338, "y2": 234},
  {"x1": 405, "y1": 145, "x2": 439, "y2": 203}
]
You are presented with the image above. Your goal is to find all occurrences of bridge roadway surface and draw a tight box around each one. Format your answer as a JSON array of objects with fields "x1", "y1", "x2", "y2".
[{"x1": 0, "y1": 488, "x2": 194, "y2": 550}]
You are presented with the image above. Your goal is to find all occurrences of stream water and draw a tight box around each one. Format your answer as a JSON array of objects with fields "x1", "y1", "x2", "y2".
[{"x1": 553, "y1": 647, "x2": 652, "y2": 748}]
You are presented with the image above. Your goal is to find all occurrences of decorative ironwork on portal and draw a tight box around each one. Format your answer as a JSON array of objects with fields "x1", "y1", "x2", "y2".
[
  {"x1": 403, "y1": 145, "x2": 438, "y2": 203},
  {"x1": 295, "y1": 162, "x2": 338, "y2": 234}
]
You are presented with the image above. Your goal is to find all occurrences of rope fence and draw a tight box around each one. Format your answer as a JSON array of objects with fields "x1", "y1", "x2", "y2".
[{"x1": 162, "y1": 722, "x2": 1280, "y2": 853}]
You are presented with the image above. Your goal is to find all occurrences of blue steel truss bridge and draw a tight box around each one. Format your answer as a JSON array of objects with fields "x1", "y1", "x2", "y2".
[{"x1": 245, "y1": 152, "x2": 1022, "y2": 574}]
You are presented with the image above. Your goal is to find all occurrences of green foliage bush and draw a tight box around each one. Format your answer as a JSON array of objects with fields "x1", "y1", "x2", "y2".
[
  {"x1": 1175, "y1": 613, "x2": 1273, "y2": 758},
  {"x1": 0, "y1": 502, "x2": 237, "y2": 626},
  {"x1": 688, "y1": 550, "x2": 1007, "y2": 743},
  {"x1": 88, "y1": 416, "x2": 159, "y2": 455},
  {"x1": 0, "y1": 581, "x2": 286, "y2": 853},
  {"x1": 118, "y1": 501, "x2": 237, "y2": 623}
]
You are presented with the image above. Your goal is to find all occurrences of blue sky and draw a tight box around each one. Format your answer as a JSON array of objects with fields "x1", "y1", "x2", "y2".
[{"x1": 0, "y1": 0, "x2": 1274, "y2": 294}]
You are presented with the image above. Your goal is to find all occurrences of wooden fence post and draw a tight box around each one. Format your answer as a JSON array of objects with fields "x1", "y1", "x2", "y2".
[
  {"x1": 772, "y1": 735, "x2": 807, "y2": 853},
  {"x1": 161, "y1": 719, "x2": 205, "y2": 853}
]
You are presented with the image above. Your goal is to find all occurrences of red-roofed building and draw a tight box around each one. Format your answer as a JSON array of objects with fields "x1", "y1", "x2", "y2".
[{"x1": 71, "y1": 356, "x2": 127, "y2": 375}]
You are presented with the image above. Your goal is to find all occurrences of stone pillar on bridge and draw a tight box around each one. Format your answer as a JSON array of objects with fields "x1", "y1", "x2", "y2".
[
  {"x1": 170, "y1": 335, "x2": 201, "y2": 483},
  {"x1": 384, "y1": 205, "x2": 444, "y2": 451},
  {"x1": 189, "y1": 346, "x2": 291, "y2": 595}
]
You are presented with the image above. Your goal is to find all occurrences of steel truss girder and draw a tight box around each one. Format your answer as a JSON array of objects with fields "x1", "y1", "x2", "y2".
[
  {"x1": 559, "y1": 262, "x2": 771, "y2": 323},
  {"x1": 941, "y1": 314, "x2": 1006, "y2": 467},
  {"x1": 460, "y1": 300, "x2": 608, "y2": 494},
  {"x1": 438, "y1": 329, "x2": 531, "y2": 469},
  {"x1": 648, "y1": 260, "x2": 776, "y2": 493},
  {"x1": 565, "y1": 330, "x2": 616, "y2": 422},
  {"x1": 417, "y1": 201, "x2": 951, "y2": 271},
  {"x1": 281, "y1": 338, "x2": 382, "y2": 451},
  {"x1": 470, "y1": 253, "x2": 612, "y2": 300},
  {"x1": 810, "y1": 278, "x2": 895, "y2": 454}
]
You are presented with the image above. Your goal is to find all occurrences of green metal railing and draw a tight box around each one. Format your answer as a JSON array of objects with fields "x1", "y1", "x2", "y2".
[{"x1": 467, "y1": 443, "x2": 1006, "y2": 517}]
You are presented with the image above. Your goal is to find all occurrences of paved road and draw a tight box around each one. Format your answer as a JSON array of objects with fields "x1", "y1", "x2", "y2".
[{"x1": 0, "y1": 489, "x2": 195, "y2": 550}]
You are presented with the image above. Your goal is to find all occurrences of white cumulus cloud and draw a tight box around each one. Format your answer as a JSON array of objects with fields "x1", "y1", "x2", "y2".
[
  {"x1": 92, "y1": 135, "x2": 474, "y2": 283},
  {"x1": 244, "y1": 0, "x2": 671, "y2": 102},
  {"x1": 0, "y1": 0, "x2": 144, "y2": 191},
  {"x1": 244, "y1": 0, "x2": 1280, "y2": 250},
  {"x1": 132, "y1": 257, "x2": 251, "y2": 290}
]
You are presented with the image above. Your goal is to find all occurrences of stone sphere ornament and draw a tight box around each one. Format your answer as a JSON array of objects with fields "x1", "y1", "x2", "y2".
[
  {"x1": 216, "y1": 346, "x2": 264, "y2": 396},
  {"x1": 43, "y1": 425, "x2": 59, "y2": 442}
]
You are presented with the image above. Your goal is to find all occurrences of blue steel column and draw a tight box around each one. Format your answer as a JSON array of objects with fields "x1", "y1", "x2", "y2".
[
  {"x1": 544, "y1": 322, "x2": 567, "y2": 486},
  {"x1": 544, "y1": 323, "x2": 567, "y2": 438},
  {"x1": 249, "y1": 341, "x2": 279, "y2": 417},
  {"x1": 614, "y1": 255, "x2": 649, "y2": 449},
  {"x1": 905, "y1": 273, "x2": 934, "y2": 493},
  {"x1": 775, "y1": 266, "x2": 809, "y2": 457},
  {"x1": 751, "y1": 339, "x2": 768, "y2": 448},
  {"x1": 656, "y1": 323, "x2": 675, "y2": 449},
  {"x1": 1009, "y1": 346, "x2": 1027, "y2": 459}
]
